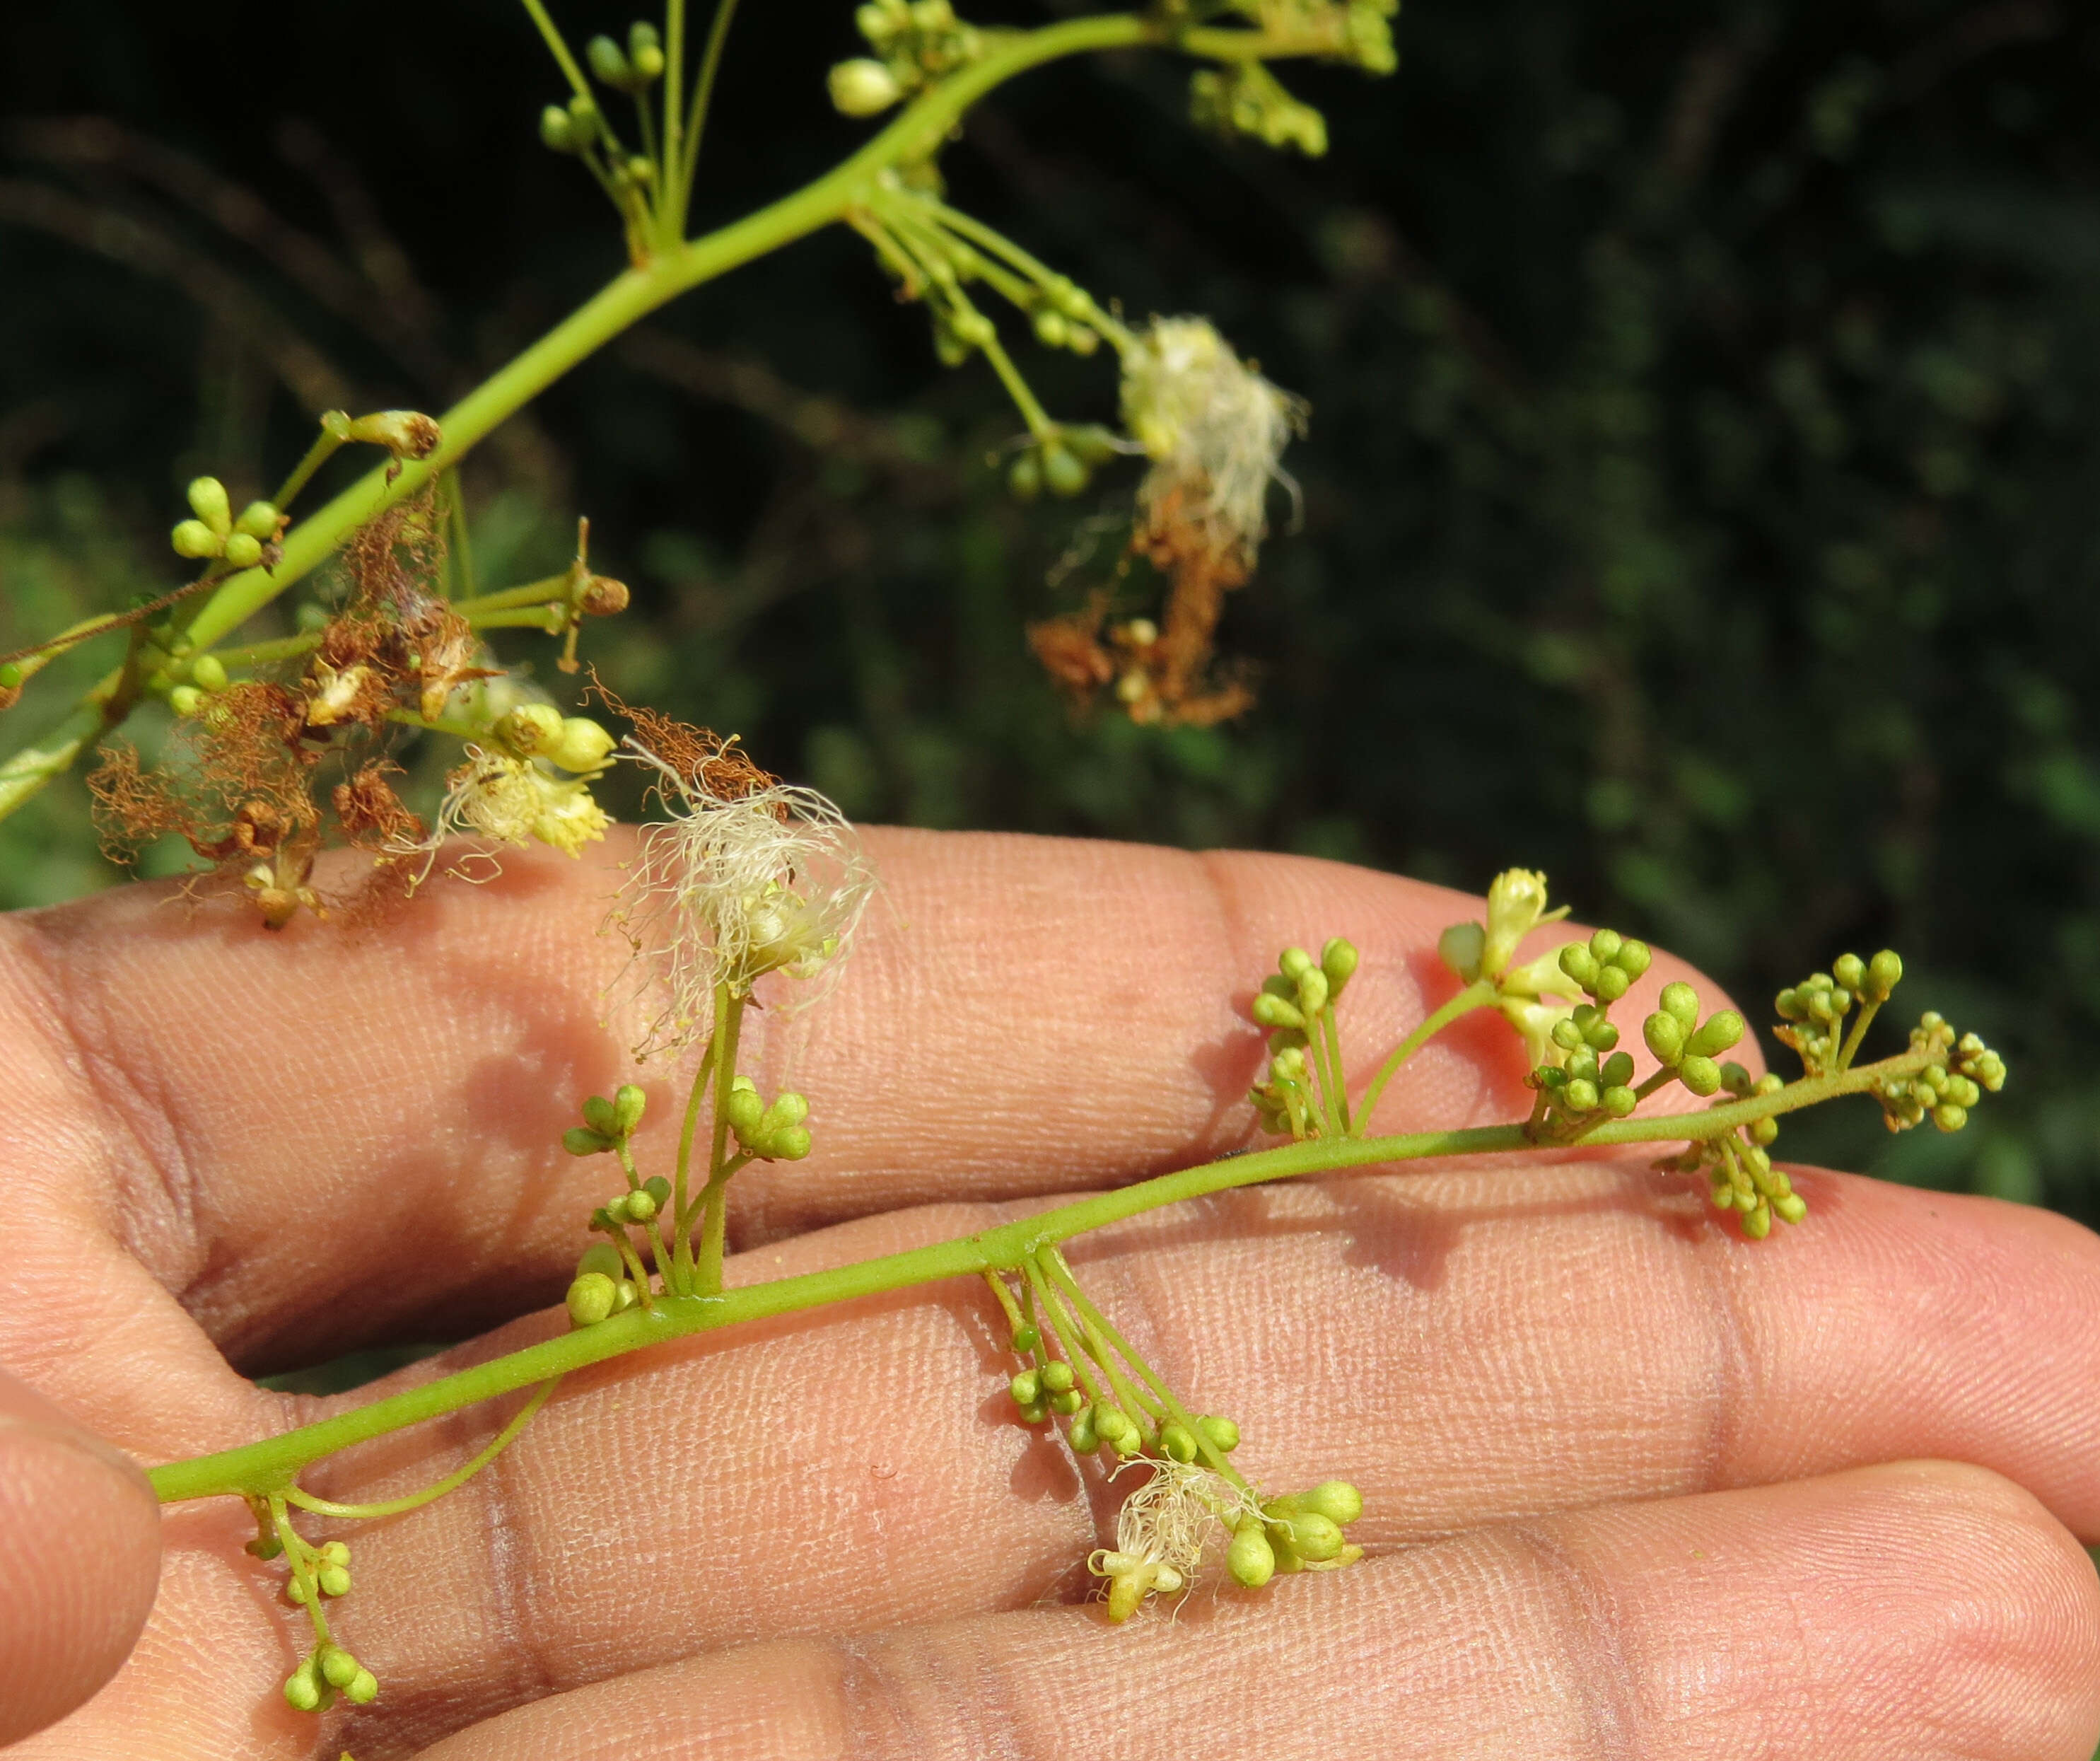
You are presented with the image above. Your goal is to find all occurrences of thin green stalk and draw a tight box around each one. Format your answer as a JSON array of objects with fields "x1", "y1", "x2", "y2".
[
  {"x1": 271, "y1": 426, "x2": 346, "y2": 513},
  {"x1": 1836, "y1": 1000, "x2": 1882, "y2": 1071},
  {"x1": 1320, "y1": 1009, "x2": 1351, "y2": 1133},
  {"x1": 976, "y1": 328, "x2": 1054, "y2": 436},
  {"x1": 670, "y1": 1033, "x2": 721, "y2": 1292},
  {"x1": 675, "y1": 0, "x2": 742, "y2": 226},
  {"x1": 518, "y1": 0, "x2": 595, "y2": 100},
  {"x1": 692, "y1": 986, "x2": 746, "y2": 1295},
  {"x1": 1351, "y1": 977, "x2": 1496, "y2": 1135},
  {"x1": 281, "y1": 1378, "x2": 560, "y2": 1518},
  {"x1": 153, "y1": 1043, "x2": 1926, "y2": 1506}
]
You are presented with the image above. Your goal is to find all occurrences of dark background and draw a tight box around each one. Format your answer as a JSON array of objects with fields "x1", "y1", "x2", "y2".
[{"x1": 3, "y1": 0, "x2": 2099, "y2": 1222}]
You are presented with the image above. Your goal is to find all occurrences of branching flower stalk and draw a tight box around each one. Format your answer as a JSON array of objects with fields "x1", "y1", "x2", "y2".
[{"x1": 139, "y1": 857, "x2": 2005, "y2": 1713}]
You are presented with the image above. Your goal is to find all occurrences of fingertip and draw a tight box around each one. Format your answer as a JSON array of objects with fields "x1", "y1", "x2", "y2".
[{"x1": 0, "y1": 1381, "x2": 161, "y2": 1746}]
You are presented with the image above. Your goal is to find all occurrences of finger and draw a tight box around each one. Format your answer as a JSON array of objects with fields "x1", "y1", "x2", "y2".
[
  {"x1": 1, "y1": 833, "x2": 1724, "y2": 1371},
  {"x1": 0, "y1": 1369, "x2": 162, "y2": 1748},
  {"x1": 90, "y1": 1162, "x2": 2100, "y2": 1752},
  {"x1": 410, "y1": 1461, "x2": 2100, "y2": 1761}
]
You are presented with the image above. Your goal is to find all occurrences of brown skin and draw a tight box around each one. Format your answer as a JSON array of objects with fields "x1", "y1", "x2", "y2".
[{"x1": 0, "y1": 828, "x2": 2095, "y2": 1759}]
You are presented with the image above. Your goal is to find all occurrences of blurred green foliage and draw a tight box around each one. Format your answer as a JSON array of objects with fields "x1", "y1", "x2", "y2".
[{"x1": 2, "y1": 0, "x2": 2097, "y2": 1221}]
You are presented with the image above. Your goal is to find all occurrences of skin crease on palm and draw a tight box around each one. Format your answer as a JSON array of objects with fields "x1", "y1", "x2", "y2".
[{"x1": 0, "y1": 827, "x2": 2094, "y2": 1760}]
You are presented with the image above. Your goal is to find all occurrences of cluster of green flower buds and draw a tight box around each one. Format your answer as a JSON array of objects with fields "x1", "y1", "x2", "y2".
[
  {"x1": 1640, "y1": 982, "x2": 1745, "y2": 1098},
  {"x1": 1227, "y1": 1480, "x2": 1365, "y2": 1588},
  {"x1": 566, "y1": 1238, "x2": 647, "y2": 1326},
  {"x1": 1874, "y1": 1013, "x2": 2005, "y2": 1134},
  {"x1": 281, "y1": 1537, "x2": 352, "y2": 1605},
  {"x1": 1026, "y1": 286, "x2": 1104, "y2": 359},
  {"x1": 284, "y1": 1637, "x2": 378, "y2": 1712},
  {"x1": 585, "y1": 21, "x2": 665, "y2": 93},
  {"x1": 829, "y1": 0, "x2": 986, "y2": 117},
  {"x1": 1530, "y1": 1001, "x2": 1638, "y2": 1122},
  {"x1": 1189, "y1": 63, "x2": 1329, "y2": 158},
  {"x1": 170, "y1": 477, "x2": 281, "y2": 570},
  {"x1": 1773, "y1": 951, "x2": 1903, "y2": 1076},
  {"x1": 163, "y1": 651, "x2": 227, "y2": 719},
  {"x1": 494, "y1": 704, "x2": 619, "y2": 775},
  {"x1": 1007, "y1": 424, "x2": 1116, "y2": 501},
  {"x1": 539, "y1": 93, "x2": 656, "y2": 199},
  {"x1": 1248, "y1": 937, "x2": 1359, "y2": 1137},
  {"x1": 1006, "y1": 1354, "x2": 1085, "y2": 1426},
  {"x1": 564, "y1": 1082, "x2": 647, "y2": 1158},
  {"x1": 1556, "y1": 926, "x2": 1653, "y2": 1006},
  {"x1": 725, "y1": 1074, "x2": 812, "y2": 1161}
]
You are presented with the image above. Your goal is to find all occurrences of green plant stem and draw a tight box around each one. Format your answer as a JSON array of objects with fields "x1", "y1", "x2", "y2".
[
  {"x1": 1836, "y1": 1000, "x2": 1882, "y2": 1071},
  {"x1": 692, "y1": 986, "x2": 746, "y2": 1296},
  {"x1": 1320, "y1": 1009, "x2": 1351, "y2": 1133},
  {"x1": 519, "y1": 0, "x2": 595, "y2": 101},
  {"x1": 1351, "y1": 977, "x2": 1496, "y2": 1135},
  {"x1": 670, "y1": 1033, "x2": 720, "y2": 1293},
  {"x1": 675, "y1": 0, "x2": 742, "y2": 229},
  {"x1": 152, "y1": 1042, "x2": 1935, "y2": 1506},
  {"x1": 281, "y1": 1378, "x2": 560, "y2": 1518}
]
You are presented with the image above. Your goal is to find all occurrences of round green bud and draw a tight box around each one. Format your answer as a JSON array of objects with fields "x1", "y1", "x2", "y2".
[
  {"x1": 1563, "y1": 1078, "x2": 1599, "y2": 1113},
  {"x1": 629, "y1": 21, "x2": 662, "y2": 54},
  {"x1": 725, "y1": 1088, "x2": 765, "y2": 1136},
  {"x1": 1933, "y1": 1102, "x2": 1968, "y2": 1133},
  {"x1": 284, "y1": 1663, "x2": 322, "y2": 1711},
  {"x1": 1589, "y1": 928, "x2": 1623, "y2": 963},
  {"x1": 767, "y1": 1124, "x2": 812, "y2": 1161},
  {"x1": 1438, "y1": 920, "x2": 1486, "y2": 982},
  {"x1": 1283, "y1": 1510, "x2": 1345, "y2": 1562},
  {"x1": 1050, "y1": 1387, "x2": 1084, "y2": 1415},
  {"x1": 1094, "y1": 1407, "x2": 1136, "y2": 1447},
  {"x1": 1010, "y1": 1369, "x2": 1042, "y2": 1407},
  {"x1": 1011, "y1": 1323, "x2": 1039, "y2": 1354},
  {"x1": 1685, "y1": 1011, "x2": 1744, "y2": 1059},
  {"x1": 187, "y1": 475, "x2": 232, "y2": 535},
  {"x1": 1320, "y1": 937, "x2": 1359, "y2": 993},
  {"x1": 1833, "y1": 953, "x2": 1865, "y2": 993},
  {"x1": 829, "y1": 57, "x2": 904, "y2": 117},
  {"x1": 318, "y1": 1541, "x2": 351, "y2": 1567},
  {"x1": 1558, "y1": 945, "x2": 1600, "y2": 989},
  {"x1": 1741, "y1": 1200, "x2": 1772, "y2": 1240},
  {"x1": 1196, "y1": 1414, "x2": 1240, "y2": 1452},
  {"x1": 1599, "y1": 1051, "x2": 1635, "y2": 1088},
  {"x1": 1007, "y1": 450, "x2": 1042, "y2": 500},
  {"x1": 612, "y1": 1083, "x2": 647, "y2": 1134},
  {"x1": 1252, "y1": 992, "x2": 1307, "y2": 1032},
  {"x1": 551, "y1": 716, "x2": 617, "y2": 773},
  {"x1": 1067, "y1": 1409, "x2": 1097, "y2": 1453},
  {"x1": 1660, "y1": 982, "x2": 1700, "y2": 1028},
  {"x1": 1601, "y1": 1085, "x2": 1638, "y2": 1117},
  {"x1": 614, "y1": 1278, "x2": 639, "y2": 1312},
  {"x1": 1017, "y1": 1401, "x2": 1048, "y2": 1425},
  {"x1": 577, "y1": 1242, "x2": 624, "y2": 1282},
  {"x1": 1867, "y1": 950, "x2": 1903, "y2": 1001},
  {"x1": 1773, "y1": 1192, "x2": 1808, "y2": 1224},
  {"x1": 1041, "y1": 442, "x2": 1087, "y2": 498},
  {"x1": 168, "y1": 685, "x2": 204, "y2": 718},
  {"x1": 1749, "y1": 1116, "x2": 1779, "y2": 1146},
  {"x1": 642, "y1": 1175, "x2": 671, "y2": 1208},
  {"x1": 0, "y1": 662, "x2": 18, "y2": 690},
  {"x1": 762, "y1": 1092, "x2": 810, "y2": 1132},
  {"x1": 1279, "y1": 946, "x2": 1314, "y2": 980},
  {"x1": 233, "y1": 499, "x2": 279, "y2": 540},
  {"x1": 1040, "y1": 1359, "x2": 1075, "y2": 1395},
  {"x1": 1678, "y1": 1055, "x2": 1722, "y2": 1097},
  {"x1": 1032, "y1": 307, "x2": 1070, "y2": 348},
  {"x1": 1614, "y1": 938, "x2": 1652, "y2": 980},
  {"x1": 317, "y1": 1564, "x2": 351, "y2": 1598},
  {"x1": 582, "y1": 1093, "x2": 618, "y2": 1135},
  {"x1": 1551, "y1": 1018, "x2": 1584, "y2": 1053},
  {"x1": 285, "y1": 1575, "x2": 310, "y2": 1605},
  {"x1": 320, "y1": 1646, "x2": 361, "y2": 1689},
  {"x1": 1159, "y1": 1422, "x2": 1198, "y2": 1463},
  {"x1": 540, "y1": 103, "x2": 577, "y2": 151},
  {"x1": 586, "y1": 35, "x2": 633, "y2": 85},
  {"x1": 171, "y1": 518, "x2": 223, "y2": 559},
  {"x1": 567, "y1": 1271, "x2": 618, "y2": 1327},
  {"x1": 188, "y1": 652, "x2": 228, "y2": 692},
  {"x1": 1593, "y1": 965, "x2": 1631, "y2": 1004},
  {"x1": 1300, "y1": 1480, "x2": 1363, "y2": 1525},
  {"x1": 344, "y1": 1667, "x2": 379, "y2": 1704},
  {"x1": 563, "y1": 1126, "x2": 611, "y2": 1156},
  {"x1": 223, "y1": 532, "x2": 262, "y2": 570},
  {"x1": 622, "y1": 1187, "x2": 658, "y2": 1222},
  {"x1": 1295, "y1": 967, "x2": 1330, "y2": 1016},
  {"x1": 1227, "y1": 1519, "x2": 1276, "y2": 1588}
]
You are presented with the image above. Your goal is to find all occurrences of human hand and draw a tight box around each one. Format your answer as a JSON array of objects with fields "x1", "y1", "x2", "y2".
[{"x1": 2, "y1": 830, "x2": 2096, "y2": 1758}]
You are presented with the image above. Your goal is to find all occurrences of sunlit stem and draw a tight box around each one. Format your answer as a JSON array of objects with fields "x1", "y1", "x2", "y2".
[
  {"x1": 1351, "y1": 977, "x2": 1497, "y2": 1136},
  {"x1": 692, "y1": 984, "x2": 747, "y2": 1296},
  {"x1": 281, "y1": 1378, "x2": 561, "y2": 1519},
  {"x1": 671, "y1": 1030, "x2": 721, "y2": 1293}
]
